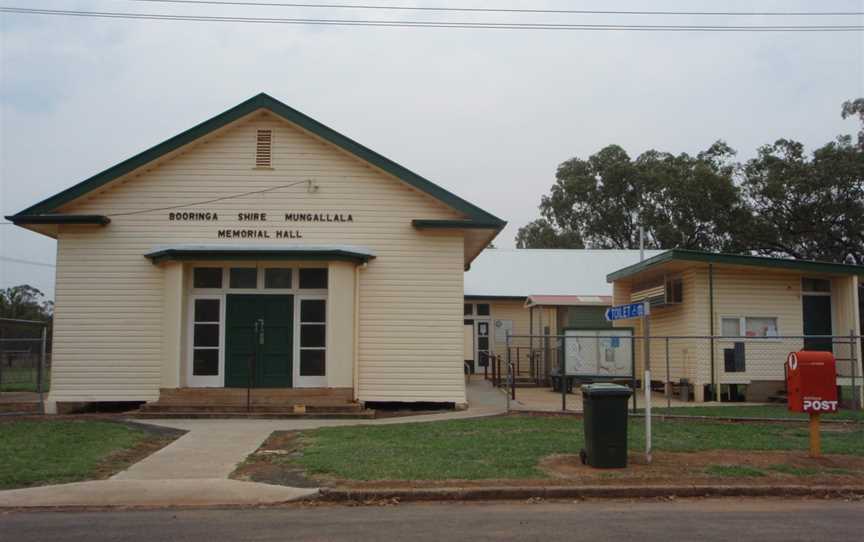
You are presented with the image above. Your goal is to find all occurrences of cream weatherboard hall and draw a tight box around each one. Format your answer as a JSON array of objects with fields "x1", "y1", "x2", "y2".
[{"x1": 8, "y1": 93, "x2": 505, "y2": 413}]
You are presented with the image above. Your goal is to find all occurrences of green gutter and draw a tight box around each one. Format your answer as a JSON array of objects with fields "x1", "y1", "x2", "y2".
[
  {"x1": 413, "y1": 219, "x2": 505, "y2": 229},
  {"x1": 6, "y1": 214, "x2": 110, "y2": 225},
  {"x1": 145, "y1": 248, "x2": 375, "y2": 265},
  {"x1": 606, "y1": 249, "x2": 864, "y2": 282}
]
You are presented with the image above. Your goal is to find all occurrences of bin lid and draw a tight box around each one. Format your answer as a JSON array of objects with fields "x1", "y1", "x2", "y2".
[{"x1": 582, "y1": 383, "x2": 632, "y2": 397}]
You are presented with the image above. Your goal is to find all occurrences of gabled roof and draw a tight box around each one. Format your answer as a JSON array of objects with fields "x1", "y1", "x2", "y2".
[
  {"x1": 10, "y1": 93, "x2": 506, "y2": 230},
  {"x1": 606, "y1": 249, "x2": 864, "y2": 281},
  {"x1": 463, "y1": 249, "x2": 665, "y2": 298}
]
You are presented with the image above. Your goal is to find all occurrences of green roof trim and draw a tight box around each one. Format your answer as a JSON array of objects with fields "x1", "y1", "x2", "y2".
[
  {"x1": 12, "y1": 93, "x2": 506, "y2": 229},
  {"x1": 463, "y1": 295, "x2": 527, "y2": 301},
  {"x1": 412, "y1": 219, "x2": 506, "y2": 230},
  {"x1": 144, "y1": 245, "x2": 375, "y2": 265},
  {"x1": 606, "y1": 249, "x2": 864, "y2": 282},
  {"x1": 5, "y1": 214, "x2": 110, "y2": 225}
]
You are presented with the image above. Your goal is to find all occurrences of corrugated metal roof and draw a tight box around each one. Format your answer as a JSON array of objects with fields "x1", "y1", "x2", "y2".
[
  {"x1": 464, "y1": 249, "x2": 664, "y2": 298},
  {"x1": 526, "y1": 295, "x2": 613, "y2": 307}
]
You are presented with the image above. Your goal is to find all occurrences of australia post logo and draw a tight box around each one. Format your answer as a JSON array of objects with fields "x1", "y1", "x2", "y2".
[{"x1": 802, "y1": 398, "x2": 839, "y2": 412}]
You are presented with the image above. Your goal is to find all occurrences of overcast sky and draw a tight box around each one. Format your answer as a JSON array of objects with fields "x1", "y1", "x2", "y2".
[{"x1": 1, "y1": 0, "x2": 862, "y2": 299}]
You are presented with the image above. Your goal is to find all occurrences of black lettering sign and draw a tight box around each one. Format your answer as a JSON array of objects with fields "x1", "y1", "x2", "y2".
[
  {"x1": 169, "y1": 211, "x2": 218, "y2": 221},
  {"x1": 284, "y1": 212, "x2": 353, "y2": 223},
  {"x1": 238, "y1": 212, "x2": 267, "y2": 221}
]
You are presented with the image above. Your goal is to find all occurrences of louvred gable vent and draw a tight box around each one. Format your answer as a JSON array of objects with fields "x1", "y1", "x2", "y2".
[{"x1": 256, "y1": 129, "x2": 272, "y2": 167}]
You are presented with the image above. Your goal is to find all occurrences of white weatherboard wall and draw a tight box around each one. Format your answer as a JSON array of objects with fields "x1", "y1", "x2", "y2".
[{"x1": 48, "y1": 110, "x2": 467, "y2": 404}]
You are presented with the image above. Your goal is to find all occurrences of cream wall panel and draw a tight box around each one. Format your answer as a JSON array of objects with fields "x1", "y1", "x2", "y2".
[
  {"x1": 48, "y1": 111, "x2": 467, "y2": 403},
  {"x1": 711, "y1": 269, "x2": 803, "y2": 383},
  {"x1": 487, "y1": 300, "x2": 556, "y2": 368},
  {"x1": 327, "y1": 261, "x2": 355, "y2": 388}
]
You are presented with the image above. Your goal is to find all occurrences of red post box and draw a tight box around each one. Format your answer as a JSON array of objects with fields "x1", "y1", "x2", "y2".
[{"x1": 786, "y1": 351, "x2": 838, "y2": 414}]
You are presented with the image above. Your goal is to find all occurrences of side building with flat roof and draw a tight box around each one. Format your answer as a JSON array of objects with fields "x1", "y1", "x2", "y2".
[{"x1": 607, "y1": 250, "x2": 864, "y2": 403}]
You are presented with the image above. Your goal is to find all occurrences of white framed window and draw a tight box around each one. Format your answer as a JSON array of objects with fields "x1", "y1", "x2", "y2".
[
  {"x1": 720, "y1": 316, "x2": 779, "y2": 338},
  {"x1": 295, "y1": 295, "x2": 327, "y2": 387},
  {"x1": 802, "y1": 277, "x2": 831, "y2": 294},
  {"x1": 188, "y1": 295, "x2": 225, "y2": 387},
  {"x1": 721, "y1": 317, "x2": 741, "y2": 337},
  {"x1": 463, "y1": 303, "x2": 490, "y2": 317}
]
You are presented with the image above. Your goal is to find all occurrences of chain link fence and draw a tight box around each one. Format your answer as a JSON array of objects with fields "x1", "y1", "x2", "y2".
[
  {"x1": 0, "y1": 318, "x2": 51, "y2": 407},
  {"x1": 495, "y1": 333, "x2": 862, "y2": 411}
]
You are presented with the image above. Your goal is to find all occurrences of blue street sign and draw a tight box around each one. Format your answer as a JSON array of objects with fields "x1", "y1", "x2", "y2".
[{"x1": 605, "y1": 302, "x2": 649, "y2": 322}]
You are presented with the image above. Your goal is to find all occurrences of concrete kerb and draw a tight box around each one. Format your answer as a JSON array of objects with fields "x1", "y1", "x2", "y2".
[
  {"x1": 316, "y1": 485, "x2": 864, "y2": 503},
  {"x1": 3, "y1": 485, "x2": 862, "y2": 512},
  {"x1": 510, "y1": 409, "x2": 862, "y2": 424}
]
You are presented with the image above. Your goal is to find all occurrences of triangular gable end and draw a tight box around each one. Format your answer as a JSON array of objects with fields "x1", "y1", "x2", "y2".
[{"x1": 12, "y1": 93, "x2": 506, "y2": 232}]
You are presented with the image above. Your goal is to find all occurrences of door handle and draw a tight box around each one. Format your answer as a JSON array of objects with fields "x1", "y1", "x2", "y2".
[{"x1": 257, "y1": 319, "x2": 265, "y2": 345}]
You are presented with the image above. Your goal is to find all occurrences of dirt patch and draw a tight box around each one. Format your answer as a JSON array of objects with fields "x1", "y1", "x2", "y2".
[
  {"x1": 91, "y1": 422, "x2": 186, "y2": 480},
  {"x1": 231, "y1": 431, "x2": 319, "y2": 488},
  {"x1": 534, "y1": 450, "x2": 864, "y2": 487}
]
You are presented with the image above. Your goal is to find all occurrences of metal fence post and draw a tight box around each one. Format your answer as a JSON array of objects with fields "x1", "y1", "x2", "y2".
[
  {"x1": 38, "y1": 326, "x2": 47, "y2": 414},
  {"x1": 852, "y1": 330, "x2": 860, "y2": 411},
  {"x1": 560, "y1": 338, "x2": 567, "y2": 412},
  {"x1": 507, "y1": 363, "x2": 516, "y2": 400},
  {"x1": 665, "y1": 336, "x2": 671, "y2": 409}
]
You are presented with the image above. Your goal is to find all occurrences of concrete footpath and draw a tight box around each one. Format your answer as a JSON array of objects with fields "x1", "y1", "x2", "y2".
[{"x1": 0, "y1": 380, "x2": 506, "y2": 509}]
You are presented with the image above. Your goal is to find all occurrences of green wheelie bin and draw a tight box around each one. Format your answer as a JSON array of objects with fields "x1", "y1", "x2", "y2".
[{"x1": 580, "y1": 383, "x2": 633, "y2": 468}]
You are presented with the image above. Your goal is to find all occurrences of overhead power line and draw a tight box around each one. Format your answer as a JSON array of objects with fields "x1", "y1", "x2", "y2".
[
  {"x1": 0, "y1": 256, "x2": 56, "y2": 268},
  {"x1": 1, "y1": 7, "x2": 862, "y2": 31},
  {"x1": 107, "y1": 178, "x2": 314, "y2": 216},
  {"x1": 119, "y1": 0, "x2": 864, "y2": 17}
]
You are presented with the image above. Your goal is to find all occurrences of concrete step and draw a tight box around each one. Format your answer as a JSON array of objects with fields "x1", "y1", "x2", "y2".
[
  {"x1": 140, "y1": 402, "x2": 363, "y2": 413},
  {"x1": 133, "y1": 408, "x2": 376, "y2": 419}
]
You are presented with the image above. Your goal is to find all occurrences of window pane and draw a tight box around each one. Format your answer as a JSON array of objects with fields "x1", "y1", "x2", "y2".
[
  {"x1": 193, "y1": 349, "x2": 218, "y2": 376},
  {"x1": 300, "y1": 349, "x2": 325, "y2": 376},
  {"x1": 802, "y1": 278, "x2": 831, "y2": 293},
  {"x1": 194, "y1": 299, "x2": 220, "y2": 323},
  {"x1": 745, "y1": 317, "x2": 778, "y2": 337},
  {"x1": 301, "y1": 300, "x2": 326, "y2": 322},
  {"x1": 301, "y1": 325, "x2": 326, "y2": 348},
  {"x1": 721, "y1": 318, "x2": 740, "y2": 337},
  {"x1": 299, "y1": 268, "x2": 328, "y2": 289},
  {"x1": 477, "y1": 304, "x2": 490, "y2": 316},
  {"x1": 464, "y1": 304, "x2": 472, "y2": 316},
  {"x1": 229, "y1": 267, "x2": 257, "y2": 289},
  {"x1": 193, "y1": 267, "x2": 222, "y2": 289},
  {"x1": 194, "y1": 323, "x2": 220, "y2": 347},
  {"x1": 264, "y1": 268, "x2": 292, "y2": 289},
  {"x1": 478, "y1": 337, "x2": 489, "y2": 350}
]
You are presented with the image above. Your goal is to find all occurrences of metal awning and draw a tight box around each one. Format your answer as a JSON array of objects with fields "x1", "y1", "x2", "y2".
[
  {"x1": 144, "y1": 244, "x2": 376, "y2": 264},
  {"x1": 525, "y1": 295, "x2": 612, "y2": 308}
]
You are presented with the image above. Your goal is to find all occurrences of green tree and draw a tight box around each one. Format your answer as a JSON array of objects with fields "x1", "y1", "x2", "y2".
[
  {"x1": 0, "y1": 285, "x2": 53, "y2": 321},
  {"x1": 515, "y1": 218, "x2": 583, "y2": 249},
  {"x1": 740, "y1": 136, "x2": 864, "y2": 264},
  {"x1": 518, "y1": 143, "x2": 744, "y2": 251},
  {"x1": 841, "y1": 98, "x2": 864, "y2": 148}
]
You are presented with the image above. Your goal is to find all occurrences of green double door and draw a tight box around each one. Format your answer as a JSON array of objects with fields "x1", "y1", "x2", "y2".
[{"x1": 225, "y1": 294, "x2": 294, "y2": 388}]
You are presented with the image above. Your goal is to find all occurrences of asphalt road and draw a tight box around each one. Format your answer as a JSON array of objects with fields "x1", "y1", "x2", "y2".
[{"x1": 1, "y1": 499, "x2": 861, "y2": 541}]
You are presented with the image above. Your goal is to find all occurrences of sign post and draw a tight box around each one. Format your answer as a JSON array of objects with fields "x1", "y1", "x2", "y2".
[{"x1": 605, "y1": 301, "x2": 652, "y2": 464}]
